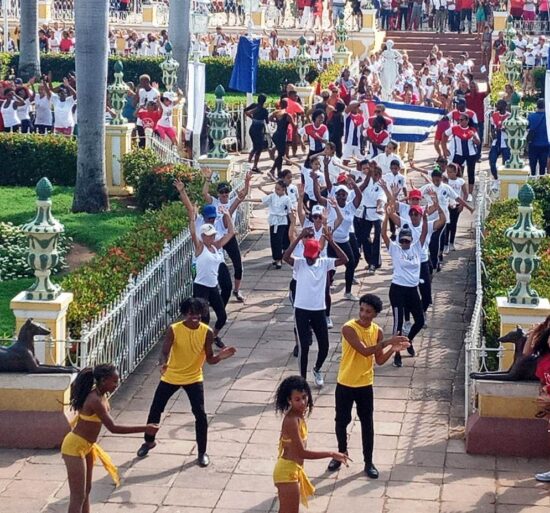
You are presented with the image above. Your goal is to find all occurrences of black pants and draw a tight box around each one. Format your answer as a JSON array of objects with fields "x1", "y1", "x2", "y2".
[
  {"x1": 295, "y1": 307, "x2": 329, "y2": 378},
  {"x1": 335, "y1": 383, "x2": 374, "y2": 464},
  {"x1": 349, "y1": 233, "x2": 360, "y2": 271},
  {"x1": 389, "y1": 283, "x2": 424, "y2": 343},
  {"x1": 269, "y1": 224, "x2": 287, "y2": 261},
  {"x1": 136, "y1": 124, "x2": 146, "y2": 148},
  {"x1": 428, "y1": 225, "x2": 446, "y2": 270},
  {"x1": 330, "y1": 136, "x2": 343, "y2": 158},
  {"x1": 35, "y1": 124, "x2": 52, "y2": 134},
  {"x1": 405, "y1": 260, "x2": 432, "y2": 321},
  {"x1": 446, "y1": 210, "x2": 460, "y2": 245},
  {"x1": 218, "y1": 262, "x2": 232, "y2": 307},
  {"x1": 355, "y1": 217, "x2": 381, "y2": 268},
  {"x1": 193, "y1": 282, "x2": 227, "y2": 331},
  {"x1": 144, "y1": 380, "x2": 207, "y2": 455},
  {"x1": 453, "y1": 154, "x2": 476, "y2": 185},
  {"x1": 528, "y1": 145, "x2": 549, "y2": 176},
  {"x1": 328, "y1": 240, "x2": 356, "y2": 294},
  {"x1": 271, "y1": 136, "x2": 286, "y2": 175},
  {"x1": 223, "y1": 235, "x2": 243, "y2": 281}
]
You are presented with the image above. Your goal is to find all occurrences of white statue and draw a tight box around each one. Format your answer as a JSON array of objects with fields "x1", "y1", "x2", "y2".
[{"x1": 379, "y1": 40, "x2": 403, "y2": 101}]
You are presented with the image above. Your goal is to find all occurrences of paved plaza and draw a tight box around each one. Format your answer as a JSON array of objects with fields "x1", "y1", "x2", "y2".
[{"x1": 1, "y1": 147, "x2": 550, "y2": 513}]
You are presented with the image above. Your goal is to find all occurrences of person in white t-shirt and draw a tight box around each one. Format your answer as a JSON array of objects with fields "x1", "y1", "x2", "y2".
[
  {"x1": 381, "y1": 207, "x2": 428, "y2": 368},
  {"x1": 443, "y1": 162, "x2": 469, "y2": 252},
  {"x1": 51, "y1": 78, "x2": 77, "y2": 136},
  {"x1": 373, "y1": 141, "x2": 403, "y2": 175},
  {"x1": 155, "y1": 90, "x2": 183, "y2": 146},
  {"x1": 283, "y1": 227, "x2": 349, "y2": 387},
  {"x1": 134, "y1": 74, "x2": 160, "y2": 147}
]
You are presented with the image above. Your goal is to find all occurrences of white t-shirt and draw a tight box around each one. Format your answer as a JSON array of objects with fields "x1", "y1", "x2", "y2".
[
  {"x1": 34, "y1": 95, "x2": 53, "y2": 126},
  {"x1": 356, "y1": 179, "x2": 386, "y2": 221},
  {"x1": 293, "y1": 257, "x2": 336, "y2": 311},
  {"x1": 388, "y1": 240, "x2": 422, "y2": 287},
  {"x1": 330, "y1": 201, "x2": 357, "y2": 243},
  {"x1": 402, "y1": 218, "x2": 434, "y2": 263},
  {"x1": 262, "y1": 193, "x2": 293, "y2": 227},
  {"x1": 157, "y1": 103, "x2": 174, "y2": 128},
  {"x1": 373, "y1": 153, "x2": 404, "y2": 175},
  {"x1": 420, "y1": 182, "x2": 458, "y2": 223},
  {"x1": 51, "y1": 94, "x2": 75, "y2": 128},
  {"x1": 136, "y1": 87, "x2": 160, "y2": 126},
  {"x1": 383, "y1": 172, "x2": 406, "y2": 198},
  {"x1": 302, "y1": 167, "x2": 326, "y2": 199},
  {"x1": 446, "y1": 177, "x2": 466, "y2": 207}
]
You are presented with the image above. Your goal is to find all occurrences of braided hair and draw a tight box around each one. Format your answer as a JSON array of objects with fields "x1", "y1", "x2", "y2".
[{"x1": 70, "y1": 364, "x2": 116, "y2": 411}]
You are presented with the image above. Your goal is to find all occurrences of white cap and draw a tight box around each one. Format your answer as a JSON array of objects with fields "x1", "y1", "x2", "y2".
[
  {"x1": 163, "y1": 92, "x2": 176, "y2": 102},
  {"x1": 311, "y1": 205, "x2": 324, "y2": 216},
  {"x1": 200, "y1": 223, "x2": 217, "y2": 237},
  {"x1": 334, "y1": 185, "x2": 349, "y2": 194}
]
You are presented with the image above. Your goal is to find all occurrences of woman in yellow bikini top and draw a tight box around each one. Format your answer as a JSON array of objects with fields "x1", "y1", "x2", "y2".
[
  {"x1": 273, "y1": 376, "x2": 348, "y2": 513},
  {"x1": 61, "y1": 364, "x2": 158, "y2": 513}
]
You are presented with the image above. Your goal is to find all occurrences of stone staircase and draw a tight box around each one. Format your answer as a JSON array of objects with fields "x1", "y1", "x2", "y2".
[{"x1": 385, "y1": 31, "x2": 487, "y2": 82}]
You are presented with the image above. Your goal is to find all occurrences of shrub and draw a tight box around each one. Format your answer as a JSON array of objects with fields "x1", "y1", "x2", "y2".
[
  {"x1": 0, "y1": 222, "x2": 71, "y2": 281},
  {"x1": 120, "y1": 147, "x2": 162, "y2": 189},
  {"x1": 529, "y1": 176, "x2": 550, "y2": 234},
  {"x1": 62, "y1": 202, "x2": 190, "y2": 335},
  {"x1": 0, "y1": 133, "x2": 77, "y2": 186},
  {"x1": 316, "y1": 63, "x2": 342, "y2": 90}
]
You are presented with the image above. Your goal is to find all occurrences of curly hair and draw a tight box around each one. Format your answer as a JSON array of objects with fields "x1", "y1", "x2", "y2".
[
  {"x1": 274, "y1": 375, "x2": 313, "y2": 416},
  {"x1": 70, "y1": 364, "x2": 117, "y2": 412},
  {"x1": 359, "y1": 293, "x2": 383, "y2": 314}
]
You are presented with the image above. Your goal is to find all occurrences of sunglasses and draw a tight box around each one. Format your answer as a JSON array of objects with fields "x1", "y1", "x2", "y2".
[
  {"x1": 311, "y1": 214, "x2": 322, "y2": 219},
  {"x1": 399, "y1": 239, "x2": 412, "y2": 244},
  {"x1": 218, "y1": 189, "x2": 230, "y2": 194},
  {"x1": 410, "y1": 211, "x2": 421, "y2": 216}
]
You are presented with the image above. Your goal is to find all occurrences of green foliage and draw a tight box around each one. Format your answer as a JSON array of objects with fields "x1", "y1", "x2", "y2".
[
  {"x1": 482, "y1": 199, "x2": 550, "y2": 347},
  {"x1": 202, "y1": 56, "x2": 319, "y2": 95},
  {"x1": 529, "y1": 176, "x2": 550, "y2": 234},
  {"x1": 62, "y1": 202, "x2": 189, "y2": 335},
  {"x1": 533, "y1": 67, "x2": 546, "y2": 96},
  {"x1": 120, "y1": 147, "x2": 162, "y2": 189},
  {"x1": 0, "y1": 278, "x2": 34, "y2": 337},
  {"x1": 0, "y1": 133, "x2": 77, "y2": 186},
  {"x1": 317, "y1": 63, "x2": 342, "y2": 89}
]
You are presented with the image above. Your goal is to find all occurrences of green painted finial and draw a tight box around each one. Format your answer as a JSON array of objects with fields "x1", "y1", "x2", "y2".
[
  {"x1": 207, "y1": 84, "x2": 230, "y2": 159},
  {"x1": 36, "y1": 177, "x2": 53, "y2": 201},
  {"x1": 114, "y1": 60, "x2": 123, "y2": 73},
  {"x1": 518, "y1": 183, "x2": 535, "y2": 207},
  {"x1": 215, "y1": 84, "x2": 225, "y2": 99},
  {"x1": 165, "y1": 41, "x2": 173, "y2": 54},
  {"x1": 299, "y1": 35, "x2": 306, "y2": 46}
]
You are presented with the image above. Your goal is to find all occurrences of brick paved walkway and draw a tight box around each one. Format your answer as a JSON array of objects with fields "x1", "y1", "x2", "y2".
[{"x1": 1, "y1": 146, "x2": 550, "y2": 513}]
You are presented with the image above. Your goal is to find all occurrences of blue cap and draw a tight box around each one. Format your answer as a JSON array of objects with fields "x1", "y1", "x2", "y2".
[{"x1": 203, "y1": 205, "x2": 217, "y2": 219}]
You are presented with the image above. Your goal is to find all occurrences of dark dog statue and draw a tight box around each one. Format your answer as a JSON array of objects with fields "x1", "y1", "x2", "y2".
[
  {"x1": 469, "y1": 326, "x2": 538, "y2": 382},
  {"x1": 0, "y1": 319, "x2": 77, "y2": 373}
]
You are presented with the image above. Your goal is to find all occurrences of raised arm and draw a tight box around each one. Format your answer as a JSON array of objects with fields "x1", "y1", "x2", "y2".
[
  {"x1": 173, "y1": 179, "x2": 201, "y2": 252},
  {"x1": 347, "y1": 177, "x2": 362, "y2": 208},
  {"x1": 216, "y1": 208, "x2": 236, "y2": 248},
  {"x1": 419, "y1": 210, "x2": 429, "y2": 246},
  {"x1": 381, "y1": 209, "x2": 391, "y2": 249},
  {"x1": 323, "y1": 226, "x2": 348, "y2": 267},
  {"x1": 312, "y1": 171, "x2": 328, "y2": 206},
  {"x1": 297, "y1": 183, "x2": 306, "y2": 226}
]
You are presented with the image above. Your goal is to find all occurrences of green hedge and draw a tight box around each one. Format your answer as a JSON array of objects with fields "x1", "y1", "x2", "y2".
[
  {"x1": 1, "y1": 53, "x2": 320, "y2": 94},
  {"x1": 0, "y1": 133, "x2": 77, "y2": 186}
]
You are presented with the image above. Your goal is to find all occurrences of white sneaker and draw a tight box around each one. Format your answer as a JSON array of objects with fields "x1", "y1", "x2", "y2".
[
  {"x1": 535, "y1": 470, "x2": 550, "y2": 482},
  {"x1": 344, "y1": 292, "x2": 360, "y2": 302},
  {"x1": 326, "y1": 316, "x2": 334, "y2": 328},
  {"x1": 467, "y1": 193, "x2": 473, "y2": 202},
  {"x1": 443, "y1": 245, "x2": 450, "y2": 255},
  {"x1": 352, "y1": 277, "x2": 359, "y2": 285},
  {"x1": 449, "y1": 243, "x2": 456, "y2": 251},
  {"x1": 313, "y1": 369, "x2": 324, "y2": 387},
  {"x1": 402, "y1": 321, "x2": 412, "y2": 336}
]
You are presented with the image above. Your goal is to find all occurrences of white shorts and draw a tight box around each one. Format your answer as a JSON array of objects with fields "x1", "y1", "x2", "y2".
[{"x1": 342, "y1": 143, "x2": 363, "y2": 160}]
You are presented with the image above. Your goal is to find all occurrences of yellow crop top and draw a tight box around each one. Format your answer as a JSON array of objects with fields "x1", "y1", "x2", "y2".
[{"x1": 278, "y1": 417, "x2": 308, "y2": 455}]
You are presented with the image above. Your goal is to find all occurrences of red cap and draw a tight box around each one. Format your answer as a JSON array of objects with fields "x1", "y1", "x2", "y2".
[
  {"x1": 337, "y1": 173, "x2": 347, "y2": 184},
  {"x1": 303, "y1": 239, "x2": 321, "y2": 259},
  {"x1": 409, "y1": 189, "x2": 422, "y2": 200},
  {"x1": 409, "y1": 205, "x2": 423, "y2": 216}
]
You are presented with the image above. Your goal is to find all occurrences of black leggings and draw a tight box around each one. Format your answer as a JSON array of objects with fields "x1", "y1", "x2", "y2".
[
  {"x1": 453, "y1": 154, "x2": 477, "y2": 185},
  {"x1": 428, "y1": 225, "x2": 446, "y2": 270},
  {"x1": 223, "y1": 235, "x2": 243, "y2": 281},
  {"x1": 269, "y1": 224, "x2": 288, "y2": 261},
  {"x1": 446, "y1": 209, "x2": 461, "y2": 245},
  {"x1": 354, "y1": 217, "x2": 382, "y2": 268},
  {"x1": 270, "y1": 136, "x2": 286, "y2": 175},
  {"x1": 295, "y1": 307, "x2": 329, "y2": 378},
  {"x1": 328, "y1": 240, "x2": 356, "y2": 294},
  {"x1": 335, "y1": 383, "x2": 374, "y2": 464},
  {"x1": 144, "y1": 380, "x2": 207, "y2": 454},
  {"x1": 405, "y1": 261, "x2": 432, "y2": 321},
  {"x1": 218, "y1": 262, "x2": 232, "y2": 307},
  {"x1": 389, "y1": 282, "x2": 424, "y2": 343},
  {"x1": 193, "y1": 282, "x2": 227, "y2": 331}
]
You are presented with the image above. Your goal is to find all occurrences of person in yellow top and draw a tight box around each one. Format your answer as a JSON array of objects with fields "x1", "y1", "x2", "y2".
[
  {"x1": 137, "y1": 297, "x2": 236, "y2": 467},
  {"x1": 326, "y1": 293, "x2": 410, "y2": 478},
  {"x1": 61, "y1": 363, "x2": 159, "y2": 513},
  {"x1": 273, "y1": 375, "x2": 348, "y2": 513}
]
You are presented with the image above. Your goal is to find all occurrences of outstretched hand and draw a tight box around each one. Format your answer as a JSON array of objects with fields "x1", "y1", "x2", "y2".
[{"x1": 173, "y1": 178, "x2": 185, "y2": 193}]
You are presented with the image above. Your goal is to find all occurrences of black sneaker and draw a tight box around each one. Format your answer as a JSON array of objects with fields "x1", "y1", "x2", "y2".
[
  {"x1": 365, "y1": 462, "x2": 379, "y2": 479},
  {"x1": 327, "y1": 458, "x2": 343, "y2": 472},
  {"x1": 137, "y1": 442, "x2": 156, "y2": 458},
  {"x1": 214, "y1": 337, "x2": 226, "y2": 349},
  {"x1": 393, "y1": 352, "x2": 402, "y2": 367},
  {"x1": 406, "y1": 344, "x2": 415, "y2": 357}
]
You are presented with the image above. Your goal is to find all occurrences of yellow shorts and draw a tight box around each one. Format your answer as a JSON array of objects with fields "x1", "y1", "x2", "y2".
[
  {"x1": 273, "y1": 457, "x2": 315, "y2": 506},
  {"x1": 61, "y1": 432, "x2": 120, "y2": 486}
]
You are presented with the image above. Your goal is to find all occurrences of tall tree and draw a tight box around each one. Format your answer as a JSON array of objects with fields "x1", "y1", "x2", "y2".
[
  {"x1": 168, "y1": 0, "x2": 191, "y2": 92},
  {"x1": 72, "y1": 0, "x2": 109, "y2": 213},
  {"x1": 19, "y1": 0, "x2": 40, "y2": 81}
]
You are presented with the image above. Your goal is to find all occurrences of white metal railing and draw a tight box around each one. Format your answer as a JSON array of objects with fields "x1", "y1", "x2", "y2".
[{"x1": 144, "y1": 127, "x2": 194, "y2": 165}]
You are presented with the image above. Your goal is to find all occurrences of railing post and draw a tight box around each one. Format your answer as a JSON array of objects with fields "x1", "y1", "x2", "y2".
[
  {"x1": 144, "y1": 127, "x2": 153, "y2": 149},
  {"x1": 162, "y1": 240, "x2": 171, "y2": 324},
  {"x1": 126, "y1": 275, "x2": 136, "y2": 378},
  {"x1": 80, "y1": 322, "x2": 89, "y2": 368}
]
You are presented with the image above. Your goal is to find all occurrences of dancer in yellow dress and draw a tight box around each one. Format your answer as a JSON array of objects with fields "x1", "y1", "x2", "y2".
[
  {"x1": 61, "y1": 364, "x2": 158, "y2": 513},
  {"x1": 273, "y1": 375, "x2": 348, "y2": 512}
]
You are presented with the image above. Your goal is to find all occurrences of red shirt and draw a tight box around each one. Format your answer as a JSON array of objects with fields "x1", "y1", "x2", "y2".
[
  {"x1": 365, "y1": 127, "x2": 390, "y2": 146},
  {"x1": 59, "y1": 38, "x2": 73, "y2": 53},
  {"x1": 466, "y1": 90, "x2": 488, "y2": 121},
  {"x1": 491, "y1": 111, "x2": 510, "y2": 130},
  {"x1": 137, "y1": 109, "x2": 161, "y2": 128}
]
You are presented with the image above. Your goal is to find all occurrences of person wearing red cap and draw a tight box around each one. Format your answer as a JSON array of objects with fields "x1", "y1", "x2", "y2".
[{"x1": 283, "y1": 227, "x2": 349, "y2": 387}]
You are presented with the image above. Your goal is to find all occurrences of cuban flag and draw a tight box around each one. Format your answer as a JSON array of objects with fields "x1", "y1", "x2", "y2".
[{"x1": 380, "y1": 101, "x2": 445, "y2": 143}]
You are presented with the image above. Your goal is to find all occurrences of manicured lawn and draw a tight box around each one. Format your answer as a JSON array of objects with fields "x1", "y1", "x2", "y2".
[
  {"x1": 0, "y1": 186, "x2": 140, "y2": 252},
  {"x1": 205, "y1": 92, "x2": 280, "y2": 106},
  {"x1": 0, "y1": 278, "x2": 34, "y2": 337}
]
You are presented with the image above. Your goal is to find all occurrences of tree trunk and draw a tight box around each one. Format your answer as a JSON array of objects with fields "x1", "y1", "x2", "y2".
[
  {"x1": 169, "y1": 0, "x2": 191, "y2": 92},
  {"x1": 19, "y1": 0, "x2": 40, "y2": 81},
  {"x1": 72, "y1": 0, "x2": 109, "y2": 213}
]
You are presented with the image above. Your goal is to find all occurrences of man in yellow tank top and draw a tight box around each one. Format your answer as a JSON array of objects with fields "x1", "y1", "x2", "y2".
[
  {"x1": 326, "y1": 294, "x2": 409, "y2": 478},
  {"x1": 137, "y1": 297, "x2": 236, "y2": 467}
]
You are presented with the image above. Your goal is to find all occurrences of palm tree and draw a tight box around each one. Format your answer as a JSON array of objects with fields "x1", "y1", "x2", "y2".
[
  {"x1": 169, "y1": 0, "x2": 191, "y2": 92},
  {"x1": 72, "y1": 0, "x2": 109, "y2": 213},
  {"x1": 18, "y1": 0, "x2": 40, "y2": 81}
]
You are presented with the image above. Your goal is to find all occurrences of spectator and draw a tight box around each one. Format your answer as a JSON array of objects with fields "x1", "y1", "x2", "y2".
[{"x1": 527, "y1": 98, "x2": 549, "y2": 177}]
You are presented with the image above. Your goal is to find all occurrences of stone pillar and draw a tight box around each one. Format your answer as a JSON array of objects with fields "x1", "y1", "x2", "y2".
[
  {"x1": 38, "y1": 0, "x2": 52, "y2": 24},
  {"x1": 9, "y1": 178, "x2": 73, "y2": 365},
  {"x1": 334, "y1": 12, "x2": 353, "y2": 66},
  {"x1": 361, "y1": 8, "x2": 378, "y2": 32},
  {"x1": 295, "y1": 36, "x2": 314, "y2": 110},
  {"x1": 496, "y1": 184, "x2": 549, "y2": 368},
  {"x1": 251, "y1": 9, "x2": 265, "y2": 28},
  {"x1": 493, "y1": 11, "x2": 508, "y2": 32},
  {"x1": 198, "y1": 85, "x2": 234, "y2": 182},
  {"x1": 143, "y1": 3, "x2": 159, "y2": 25},
  {"x1": 333, "y1": 51, "x2": 352, "y2": 67}
]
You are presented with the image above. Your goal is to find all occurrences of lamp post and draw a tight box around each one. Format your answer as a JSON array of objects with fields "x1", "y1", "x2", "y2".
[{"x1": 190, "y1": 0, "x2": 210, "y2": 160}]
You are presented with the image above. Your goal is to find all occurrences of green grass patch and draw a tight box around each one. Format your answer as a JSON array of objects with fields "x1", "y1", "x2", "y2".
[
  {"x1": 205, "y1": 92, "x2": 280, "y2": 107},
  {"x1": 0, "y1": 186, "x2": 140, "y2": 252},
  {"x1": 0, "y1": 278, "x2": 34, "y2": 337}
]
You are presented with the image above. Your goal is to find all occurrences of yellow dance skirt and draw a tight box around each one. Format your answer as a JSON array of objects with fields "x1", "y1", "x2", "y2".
[
  {"x1": 61, "y1": 431, "x2": 120, "y2": 487},
  {"x1": 273, "y1": 457, "x2": 315, "y2": 507}
]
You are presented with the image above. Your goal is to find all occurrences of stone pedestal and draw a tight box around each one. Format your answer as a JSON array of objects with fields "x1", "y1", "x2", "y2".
[
  {"x1": 251, "y1": 9, "x2": 265, "y2": 29},
  {"x1": 116, "y1": 35, "x2": 126, "y2": 54},
  {"x1": 497, "y1": 296, "x2": 550, "y2": 370},
  {"x1": 296, "y1": 85, "x2": 314, "y2": 110},
  {"x1": 494, "y1": 11, "x2": 508, "y2": 32},
  {"x1": 105, "y1": 123, "x2": 134, "y2": 196},
  {"x1": 10, "y1": 292, "x2": 73, "y2": 366},
  {"x1": 143, "y1": 4, "x2": 159, "y2": 25},
  {"x1": 38, "y1": 0, "x2": 52, "y2": 24},
  {"x1": 333, "y1": 50, "x2": 353, "y2": 67},
  {"x1": 498, "y1": 165, "x2": 530, "y2": 200},
  {"x1": 198, "y1": 156, "x2": 234, "y2": 183},
  {"x1": 361, "y1": 8, "x2": 378, "y2": 33},
  {"x1": 0, "y1": 373, "x2": 76, "y2": 448},
  {"x1": 466, "y1": 380, "x2": 550, "y2": 457}
]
